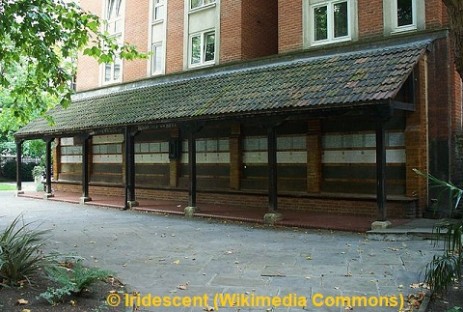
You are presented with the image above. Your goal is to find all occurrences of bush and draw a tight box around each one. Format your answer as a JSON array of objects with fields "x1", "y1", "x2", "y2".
[
  {"x1": 1, "y1": 160, "x2": 38, "y2": 181},
  {"x1": 39, "y1": 260, "x2": 112, "y2": 305},
  {"x1": 32, "y1": 165, "x2": 45, "y2": 179},
  {"x1": 0, "y1": 216, "x2": 50, "y2": 286}
]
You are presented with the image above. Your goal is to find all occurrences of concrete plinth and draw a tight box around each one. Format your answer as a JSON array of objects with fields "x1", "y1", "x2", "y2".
[
  {"x1": 371, "y1": 220, "x2": 392, "y2": 230},
  {"x1": 126, "y1": 201, "x2": 139, "y2": 210},
  {"x1": 15, "y1": 190, "x2": 24, "y2": 197},
  {"x1": 184, "y1": 206, "x2": 198, "y2": 218},
  {"x1": 79, "y1": 197, "x2": 92, "y2": 205},
  {"x1": 263, "y1": 212, "x2": 283, "y2": 225},
  {"x1": 43, "y1": 193, "x2": 54, "y2": 199}
]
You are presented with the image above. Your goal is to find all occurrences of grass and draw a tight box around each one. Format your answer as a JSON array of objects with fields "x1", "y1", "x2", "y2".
[{"x1": 0, "y1": 183, "x2": 16, "y2": 191}]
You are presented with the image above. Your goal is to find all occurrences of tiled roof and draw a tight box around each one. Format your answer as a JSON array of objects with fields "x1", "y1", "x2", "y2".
[{"x1": 15, "y1": 38, "x2": 430, "y2": 139}]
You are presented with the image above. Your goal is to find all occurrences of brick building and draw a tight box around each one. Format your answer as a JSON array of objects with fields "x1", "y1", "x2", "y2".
[{"x1": 15, "y1": 0, "x2": 463, "y2": 222}]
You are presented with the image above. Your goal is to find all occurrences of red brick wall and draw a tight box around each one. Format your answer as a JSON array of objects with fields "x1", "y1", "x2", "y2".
[
  {"x1": 76, "y1": 0, "x2": 104, "y2": 91},
  {"x1": 428, "y1": 38, "x2": 452, "y2": 140},
  {"x1": 358, "y1": 0, "x2": 383, "y2": 39},
  {"x1": 165, "y1": 0, "x2": 184, "y2": 73},
  {"x1": 123, "y1": 0, "x2": 149, "y2": 82},
  {"x1": 220, "y1": 0, "x2": 243, "y2": 63},
  {"x1": 405, "y1": 57, "x2": 429, "y2": 216},
  {"x1": 52, "y1": 182, "x2": 414, "y2": 218},
  {"x1": 241, "y1": 0, "x2": 278, "y2": 60},
  {"x1": 278, "y1": 0, "x2": 303, "y2": 53},
  {"x1": 426, "y1": 0, "x2": 446, "y2": 29}
]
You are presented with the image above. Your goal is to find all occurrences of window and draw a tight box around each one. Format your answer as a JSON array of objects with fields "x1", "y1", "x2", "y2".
[
  {"x1": 393, "y1": 0, "x2": 416, "y2": 31},
  {"x1": 151, "y1": 42, "x2": 163, "y2": 74},
  {"x1": 149, "y1": 0, "x2": 165, "y2": 76},
  {"x1": 103, "y1": 0, "x2": 123, "y2": 84},
  {"x1": 311, "y1": 0, "x2": 350, "y2": 44},
  {"x1": 383, "y1": 0, "x2": 423, "y2": 35},
  {"x1": 189, "y1": 31, "x2": 215, "y2": 66},
  {"x1": 153, "y1": 0, "x2": 164, "y2": 21},
  {"x1": 190, "y1": 0, "x2": 215, "y2": 10}
]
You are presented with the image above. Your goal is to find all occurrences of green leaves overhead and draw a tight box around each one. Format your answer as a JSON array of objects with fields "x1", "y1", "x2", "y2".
[{"x1": 0, "y1": 0, "x2": 145, "y2": 132}]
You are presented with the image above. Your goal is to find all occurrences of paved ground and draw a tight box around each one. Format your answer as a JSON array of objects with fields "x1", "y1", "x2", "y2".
[{"x1": 0, "y1": 191, "x2": 440, "y2": 311}]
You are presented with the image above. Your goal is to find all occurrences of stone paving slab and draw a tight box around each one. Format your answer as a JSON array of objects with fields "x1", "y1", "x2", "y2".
[{"x1": 0, "y1": 192, "x2": 438, "y2": 312}]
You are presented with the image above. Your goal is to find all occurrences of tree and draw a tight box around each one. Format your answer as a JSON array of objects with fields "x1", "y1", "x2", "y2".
[
  {"x1": 0, "y1": 0, "x2": 145, "y2": 130},
  {"x1": 443, "y1": 0, "x2": 463, "y2": 80}
]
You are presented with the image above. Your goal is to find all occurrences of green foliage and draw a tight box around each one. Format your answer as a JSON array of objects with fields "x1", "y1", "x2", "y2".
[
  {"x1": 0, "y1": 215, "x2": 50, "y2": 286},
  {"x1": 39, "y1": 260, "x2": 112, "y2": 305},
  {"x1": 414, "y1": 169, "x2": 463, "y2": 295},
  {"x1": 32, "y1": 165, "x2": 45, "y2": 179},
  {"x1": 447, "y1": 306, "x2": 463, "y2": 312},
  {"x1": 425, "y1": 252, "x2": 462, "y2": 294},
  {"x1": 2, "y1": 160, "x2": 38, "y2": 181},
  {"x1": 23, "y1": 140, "x2": 46, "y2": 159},
  {"x1": 0, "y1": 0, "x2": 147, "y2": 132}
]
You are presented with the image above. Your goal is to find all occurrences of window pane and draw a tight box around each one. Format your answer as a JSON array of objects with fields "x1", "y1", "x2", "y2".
[
  {"x1": 191, "y1": 36, "x2": 201, "y2": 64},
  {"x1": 154, "y1": 0, "x2": 164, "y2": 21},
  {"x1": 204, "y1": 0, "x2": 215, "y2": 5},
  {"x1": 114, "y1": 20, "x2": 122, "y2": 33},
  {"x1": 204, "y1": 32, "x2": 215, "y2": 62},
  {"x1": 314, "y1": 6, "x2": 328, "y2": 41},
  {"x1": 191, "y1": 0, "x2": 201, "y2": 9},
  {"x1": 104, "y1": 64, "x2": 112, "y2": 82},
  {"x1": 114, "y1": 60, "x2": 121, "y2": 80},
  {"x1": 334, "y1": 2, "x2": 348, "y2": 38},
  {"x1": 397, "y1": 0, "x2": 413, "y2": 26},
  {"x1": 154, "y1": 5, "x2": 164, "y2": 20},
  {"x1": 152, "y1": 44, "x2": 163, "y2": 73}
]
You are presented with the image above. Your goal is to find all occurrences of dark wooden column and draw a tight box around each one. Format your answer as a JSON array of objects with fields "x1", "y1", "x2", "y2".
[
  {"x1": 124, "y1": 127, "x2": 138, "y2": 209},
  {"x1": 44, "y1": 138, "x2": 54, "y2": 198},
  {"x1": 376, "y1": 121, "x2": 387, "y2": 221},
  {"x1": 188, "y1": 130, "x2": 197, "y2": 208},
  {"x1": 80, "y1": 135, "x2": 91, "y2": 203},
  {"x1": 267, "y1": 126, "x2": 278, "y2": 212},
  {"x1": 15, "y1": 140, "x2": 23, "y2": 194}
]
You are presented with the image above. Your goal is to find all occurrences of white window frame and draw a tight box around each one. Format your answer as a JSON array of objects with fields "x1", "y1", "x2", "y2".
[
  {"x1": 392, "y1": 0, "x2": 417, "y2": 33},
  {"x1": 153, "y1": 0, "x2": 165, "y2": 22},
  {"x1": 309, "y1": 0, "x2": 351, "y2": 46},
  {"x1": 188, "y1": 30, "x2": 216, "y2": 67},
  {"x1": 151, "y1": 42, "x2": 163, "y2": 75},
  {"x1": 102, "y1": 0, "x2": 124, "y2": 85},
  {"x1": 190, "y1": 0, "x2": 216, "y2": 11},
  {"x1": 148, "y1": 0, "x2": 166, "y2": 76}
]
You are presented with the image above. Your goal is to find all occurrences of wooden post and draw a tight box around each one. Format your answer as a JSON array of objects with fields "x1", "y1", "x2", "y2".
[
  {"x1": 188, "y1": 130, "x2": 197, "y2": 208},
  {"x1": 80, "y1": 135, "x2": 91, "y2": 203},
  {"x1": 263, "y1": 124, "x2": 283, "y2": 225},
  {"x1": 376, "y1": 122, "x2": 387, "y2": 221},
  {"x1": 15, "y1": 140, "x2": 23, "y2": 194},
  {"x1": 124, "y1": 127, "x2": 138, "y2": 209},
  {"x1": 44, "y1": 138, "x2": 54, "y2": 198},
  {"x1": 267, "y1": 126, "x2": 278, "y2": 212}
]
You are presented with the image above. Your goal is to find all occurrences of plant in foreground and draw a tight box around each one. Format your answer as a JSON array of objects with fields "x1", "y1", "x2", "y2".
[
  {"x1": 0, "y1": 215, "x2": 50, "y2": 286},
  {"x1": 39, "y1": 260, "x2": 112, "y2": 305},
  {"x1": 414, "y1": 169, "x2": 463, "y2": 295}
]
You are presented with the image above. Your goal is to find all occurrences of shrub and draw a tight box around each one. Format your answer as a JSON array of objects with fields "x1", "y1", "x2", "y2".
[
  {"x1": 32, "y1": 165, "x2": 45, "y2": 179},
  {"x1": 39, "y1": 260, "x2": 112, "y2": 305},
  {"x1": 414, "y1": 169, "x2": 463, "y2": 295},
  {"x1": 0, "y1": 216, "x2": 50, "y2": 286},
  {"x1": 2, "y1": 160, "x2": 38, "y2": 181}
]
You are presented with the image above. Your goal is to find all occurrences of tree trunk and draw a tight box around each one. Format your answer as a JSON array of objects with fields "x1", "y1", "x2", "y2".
[{"x1": 443, "y1": 0, "x2": 463, "y2": 80}]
